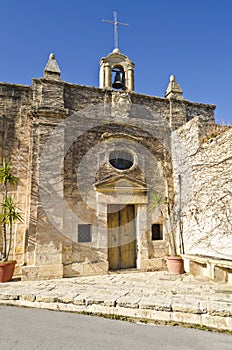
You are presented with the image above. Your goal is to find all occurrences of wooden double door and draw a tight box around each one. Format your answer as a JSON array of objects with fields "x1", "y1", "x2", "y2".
[{"x1": 107, "y1": 204, "x2": 137, "y2": 270}]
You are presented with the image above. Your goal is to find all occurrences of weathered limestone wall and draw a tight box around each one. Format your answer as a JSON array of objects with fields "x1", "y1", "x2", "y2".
[
  {"x1": 172, "y1": 117, "x2": 232, "y2": 260},
  {"x1": 0, "y1": 75, "x2": 217, "y2": 280},
  {"x1": 0, "y1": 83, "x2": 32, "y2": 275}
]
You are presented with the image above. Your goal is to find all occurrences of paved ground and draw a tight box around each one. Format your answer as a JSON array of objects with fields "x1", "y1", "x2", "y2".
[{"x1": 0, "y1": 271, "x2": 232, "y2": 332}]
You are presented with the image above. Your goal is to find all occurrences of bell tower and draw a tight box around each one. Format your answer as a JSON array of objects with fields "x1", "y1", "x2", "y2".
[
  {"x1": 99, "y1": 48, "x2": 135, "y2": 91},
  {"x1": 100, "y1": 11, "x2": 134, "y2": 91}
]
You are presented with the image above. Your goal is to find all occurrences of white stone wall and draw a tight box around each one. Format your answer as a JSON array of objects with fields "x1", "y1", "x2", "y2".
[{"x1": 172, "y1": 117, "x2": 232, "y2": 259}]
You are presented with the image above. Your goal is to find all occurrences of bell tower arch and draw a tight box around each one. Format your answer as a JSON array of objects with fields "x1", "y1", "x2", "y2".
[{"x1": 99, "y1": 49, "x2": 135, "y2": 91}]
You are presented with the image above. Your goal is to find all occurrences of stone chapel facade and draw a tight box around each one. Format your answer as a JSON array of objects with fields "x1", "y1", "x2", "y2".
[{"x1": 0, "y1": 49, "x2": 231, "y2": 281}]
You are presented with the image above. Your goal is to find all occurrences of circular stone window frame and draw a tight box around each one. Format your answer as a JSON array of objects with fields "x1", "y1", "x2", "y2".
[{"x1": 107, "y1": 147, "x2": 138, "y2": 172}]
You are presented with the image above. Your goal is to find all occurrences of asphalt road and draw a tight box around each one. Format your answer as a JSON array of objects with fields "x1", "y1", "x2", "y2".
[{"x1": 0, "y1": 306, "x2": 231, "y2": 350}]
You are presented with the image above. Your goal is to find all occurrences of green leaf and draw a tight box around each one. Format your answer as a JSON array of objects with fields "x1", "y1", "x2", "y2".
[
  {"x1": 0, "y1": 196, "x2": 23, "y2": 225},
  {"x1": 0, "y1": 160, "x2": 17, "y2": 186},
  {"x1": 149, "y1": 192, "x2": 163, "y2": 210}
]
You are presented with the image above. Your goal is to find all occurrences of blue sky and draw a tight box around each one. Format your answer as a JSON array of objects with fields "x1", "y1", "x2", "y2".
[{"x1": 0, "y1": 0, "x2": 231, "y2": 123}]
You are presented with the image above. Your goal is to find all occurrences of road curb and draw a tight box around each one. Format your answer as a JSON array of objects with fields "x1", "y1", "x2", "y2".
[{"x1": 0, "y1": 295, "x2": 231, "y2": 332}]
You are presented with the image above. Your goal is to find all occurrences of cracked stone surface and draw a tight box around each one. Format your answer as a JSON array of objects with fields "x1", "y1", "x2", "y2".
[{"x1": 0, "y1": 271, "x2": 232, "y2": 331}]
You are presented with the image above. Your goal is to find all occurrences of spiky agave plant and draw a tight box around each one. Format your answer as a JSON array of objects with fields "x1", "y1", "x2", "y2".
[{"x1": 0, "y1": 160, "x2": 23, "y2": 262}]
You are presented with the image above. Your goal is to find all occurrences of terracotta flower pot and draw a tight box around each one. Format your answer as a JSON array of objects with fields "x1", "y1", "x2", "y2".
[
  {"x1": 166, "y1": 256, "x2": 184, "y2": 274},
  {"x1": 0, "y1": 261, "x2": 17, "y2": 282}
]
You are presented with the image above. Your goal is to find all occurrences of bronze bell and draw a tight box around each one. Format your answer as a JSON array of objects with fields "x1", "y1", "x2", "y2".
[{"x1": 112, "y1": 71, "x2": 124, "y2": 89}]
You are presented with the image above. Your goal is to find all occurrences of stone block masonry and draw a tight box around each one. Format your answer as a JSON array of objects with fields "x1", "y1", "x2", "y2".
[
  {"x1": 172, "y1": 118, "x2": 232, "y2": 261},
  {"x1": 0, "y1": 50, "x2": 226, "y2": 282}
]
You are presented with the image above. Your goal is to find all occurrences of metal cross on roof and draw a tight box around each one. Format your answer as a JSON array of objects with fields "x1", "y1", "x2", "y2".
[{"x1": 102, "y1": 10, "x2": 128, "y2": 50}]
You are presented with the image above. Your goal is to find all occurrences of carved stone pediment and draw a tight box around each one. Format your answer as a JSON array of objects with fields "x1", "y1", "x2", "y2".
[{"x1": 94, "y1": 174, "x2": 147, "y2": 194}]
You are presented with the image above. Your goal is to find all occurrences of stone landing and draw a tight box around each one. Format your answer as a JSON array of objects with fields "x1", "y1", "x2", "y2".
[{"x1": 0, "y1": 271, "x2": 232, "y2": 331}]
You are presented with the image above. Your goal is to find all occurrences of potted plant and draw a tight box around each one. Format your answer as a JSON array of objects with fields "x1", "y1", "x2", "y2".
[
  {"x1": 149, "y1": 178, "x2": 184, "y2": 274},
  {"x1": 0, "y1": 160, "x2": 23, "y2": 282}
]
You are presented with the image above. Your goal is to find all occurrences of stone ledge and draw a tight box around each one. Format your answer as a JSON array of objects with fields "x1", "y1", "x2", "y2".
[
  {"x1": 183, "y1": 254, "x2": 232, "y2": 284},
  {"x1": 0, "y1": 294, "x2": 231, "y2": 331}
]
